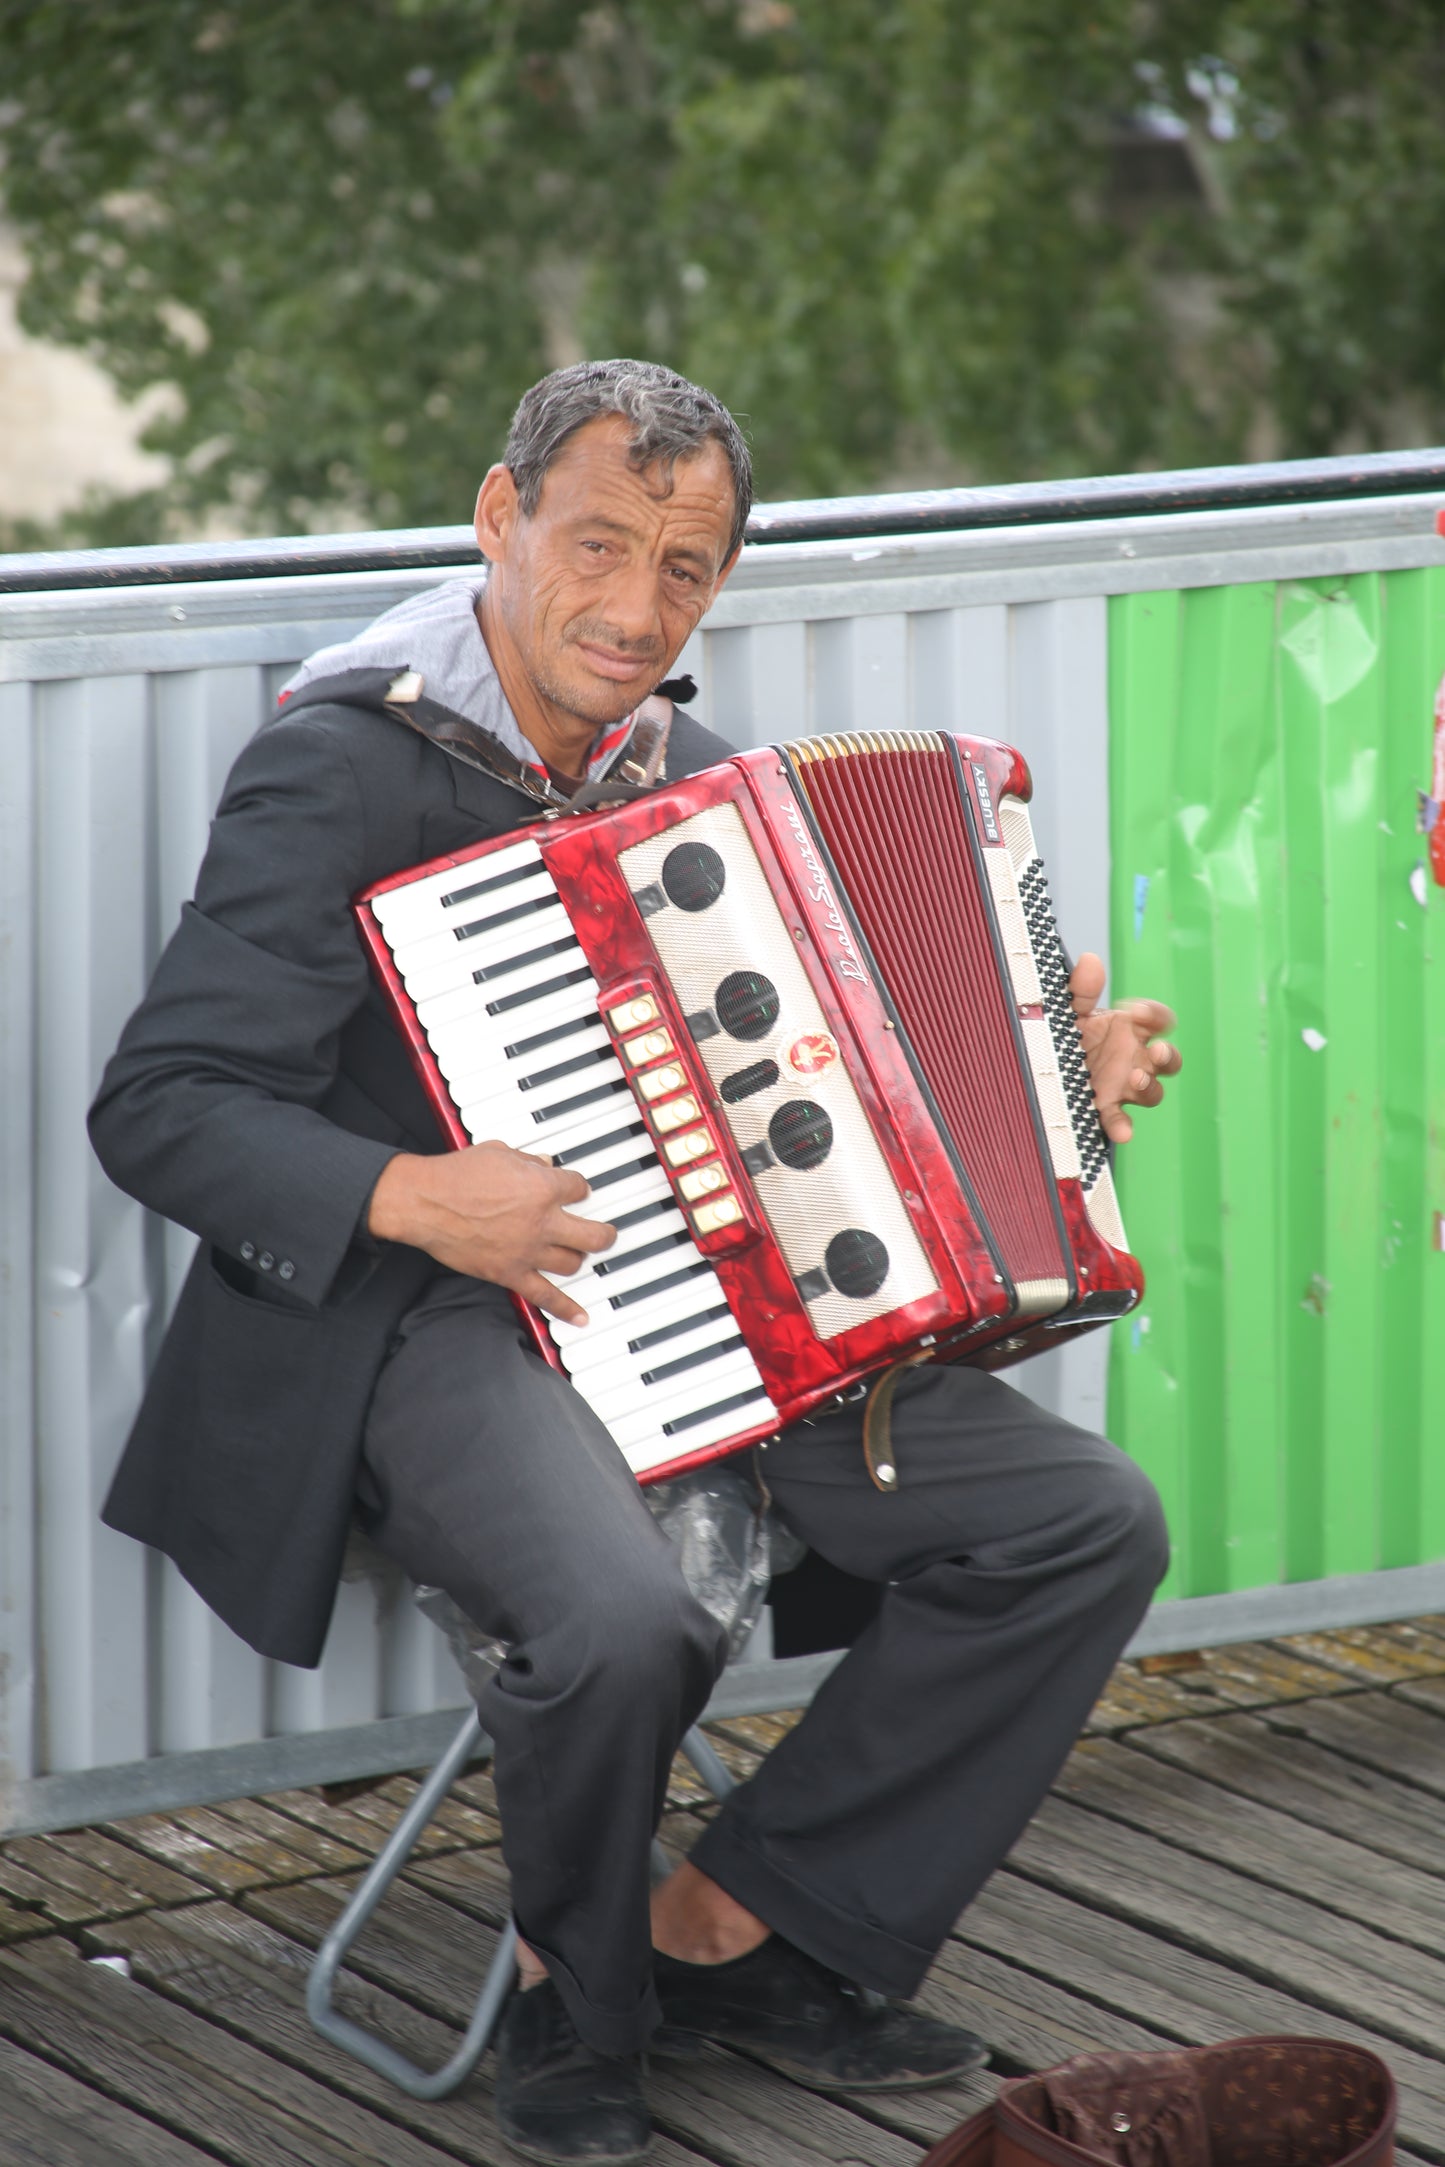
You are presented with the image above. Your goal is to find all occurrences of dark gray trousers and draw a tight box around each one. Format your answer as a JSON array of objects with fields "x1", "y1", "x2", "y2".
[{"x1": 357, "y1": 1269, "x2": 1168, "y2": 2056}]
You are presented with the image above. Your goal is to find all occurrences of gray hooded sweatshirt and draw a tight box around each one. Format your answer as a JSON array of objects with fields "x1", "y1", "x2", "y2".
[{"x1": 280, "y1": 569, "x2": 651, "y2": 788}]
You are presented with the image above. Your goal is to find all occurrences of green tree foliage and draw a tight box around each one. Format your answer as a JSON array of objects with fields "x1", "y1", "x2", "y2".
[{"x1": 1, "y1": 0, "x2": 1442, "y2": 540}]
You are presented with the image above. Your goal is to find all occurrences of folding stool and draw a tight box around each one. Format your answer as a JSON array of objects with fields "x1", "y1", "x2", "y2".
[{"x1": 306, "y1": 1704, "x2": 738, "y2": 2099}]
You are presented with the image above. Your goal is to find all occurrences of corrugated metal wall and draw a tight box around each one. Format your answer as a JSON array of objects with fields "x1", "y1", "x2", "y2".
[
  {"x1": 1108, "y1": 569, "x2": 1445, "y2": 1601},
  {"x1": 0, "y1": 560, "x2": 1110, "y2": 1822}
]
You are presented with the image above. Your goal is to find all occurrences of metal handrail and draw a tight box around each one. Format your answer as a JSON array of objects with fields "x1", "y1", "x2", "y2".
[{"x1": 4, "y1": 445, "x2": 1443, "y2": 596}]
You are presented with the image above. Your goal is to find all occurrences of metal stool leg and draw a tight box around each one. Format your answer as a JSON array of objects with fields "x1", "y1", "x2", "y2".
[
  {"x1": 306, "y1": 1708, "x2": 517, "y2": 2098},
  {"x1": 679, "y1": 1724, "x2": 736, "y2": 1802}
]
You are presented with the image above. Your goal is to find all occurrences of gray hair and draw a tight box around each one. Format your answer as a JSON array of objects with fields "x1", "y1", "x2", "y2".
[{"x1": 503, "y1": 359, "x2": 752, "y2": 561}]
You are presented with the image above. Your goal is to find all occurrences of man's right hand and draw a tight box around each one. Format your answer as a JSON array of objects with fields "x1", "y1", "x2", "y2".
[{"x1": 366, "y1": 1142, "x2": 616, "y2": 1326}]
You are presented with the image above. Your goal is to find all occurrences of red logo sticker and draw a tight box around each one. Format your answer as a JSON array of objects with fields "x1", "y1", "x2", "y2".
[{"x1": 787, "y1": 1031, "x2": 839, "y2": 1077}]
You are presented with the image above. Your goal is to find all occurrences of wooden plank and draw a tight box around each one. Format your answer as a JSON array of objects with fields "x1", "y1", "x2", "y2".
[
  {"x1": 1077, "y1": 1634, "x2": 1372, "y2": 1731},
  {"x1": 0, "y1": 1827, "x2": 201, "y2": 1924},
  {"x1": 262, "y1": 1777, "x2": 503, "y2": 1861},
  {"x1": 0, "y1": 1937, "x2": 466, "y2": 2166},
  {"x1": 376, "y1": 1772, "x2": 503, "y2": 1845},
  {"x1": 1053, "y1": 1736, "x2": 1445, "y2": 1950},
  {"x1": 1131, "y1": 1712, "x2": 1445, "y2": 1874},
  {"x1": 0, "y1": 2029, "x2": 224, "y2": 2166},
  {"x1": 0, "y1": 1846, "x2": 110, "y2": 1925},
  {"x1": 1270, "y1": 1624, "x2": 1445, "y2": 1686},
  {"x1": 82, "y1": 1902, "x2": 704, "y2": 2167},
  {"x1": 704, "y1": 1712, "x2": 803, "y2": 1757},
  {"x1": 665, "y1": 1730, "x2": 762, "y2": 1809},
  {"x1": 0, "y1": 1888, "x2": 61, "y2": 1945},
  {"x1": 1392, "y1": 1675, "x2": 1445, "y2": 1731},
  {"x1": 376, "y1": 1776, "x2": 500, "y2": 1846},
  {"x1": 245, "y1": 1872, "x2": 507, "y2": 2026},
  {"x1": 1258, "y1": 1688, "x2": 1445, "y2": 1797},
  {"x1": 1078, "y1": 1638, "x2": 1362, "y2": 1730},
  {"x1": 927, "y1": 1938, "x2": 1172, "y2": 2072},
  {"x1": 404, "y1": 1845, "x2": 511, "y2": 1927},
  {"x1": 37, "y1": 1826, "x2": 204, "y2": 1907},
  {"x1": 1154, "y1": 1638, "x2": 1370, "y2": 1704},
  {"x1": 954, "y1": 1871, "x2": 1445, "y2": 2158},
  {"x1": 645, "y1": 2040, "x2": 932, "y2": 2166},
  {"x1": 657, "y1": 1807, "x2": 713, "y2": 1859},
  {"x1": 448, "y1": 1768, "x2": 502, "y2": 1821},
  {"x1": 1378, "y1": 1614, "x2": 1445, "y2": 1660},
  {"x1": 253, "y1": 1784, "x2": 426, "y2": 1860},
  {"x1": 192, "y1": 1796, "x2": 369, "y2": 1875},
  {"x1": 1086, "y1": 1666, "x2": 1236, "y2": 1732},
  {"x1": 102, "y1": 1800, "x2": 356, "y2": 1896},
  {"x1": 1007, "y1": 1791, "x2": 1445, "y2": 2056},
  {"x1": 788, "y1": 2065, "x2": 997, "y2": 2153}
]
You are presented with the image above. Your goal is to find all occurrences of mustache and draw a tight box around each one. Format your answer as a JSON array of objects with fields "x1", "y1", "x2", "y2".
[{"x1": 562, "y1": 617, "x2": 665, "y2": 665}]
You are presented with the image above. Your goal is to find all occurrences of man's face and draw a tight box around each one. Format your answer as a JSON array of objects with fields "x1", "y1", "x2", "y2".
[{"x1": 475, "y1": 414, "x2": 739, "y2": 732}]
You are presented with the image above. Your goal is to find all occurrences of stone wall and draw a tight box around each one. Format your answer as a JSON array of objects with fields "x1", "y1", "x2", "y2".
[{"x1": 0, "y1": 224, "x2": 169, "y2": 531}]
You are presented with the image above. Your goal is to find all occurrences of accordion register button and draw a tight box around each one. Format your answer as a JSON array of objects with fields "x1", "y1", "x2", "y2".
[
  {"x1": 664, "y1": 1128, "x2": 713, "y2": 1167},
  {"x1": 677, "y1": 1161, "x2": 729, "y2": 1202},
  {"x1": 609, "y1": 995, "x2": 659, "y2": 1032},
  {"x1": 636, "y1": 1063, "x2": 686, "y2": 1101},
  {"x1": 653, "y1": 1095, "x2": 701, "y2": 1134},
  {"x1": 692, "y1": 1194, "x2": 743, "y2": 1234},
  {"x1": 622, "y1": 1027, "x2": 674, "y2": 1065}
]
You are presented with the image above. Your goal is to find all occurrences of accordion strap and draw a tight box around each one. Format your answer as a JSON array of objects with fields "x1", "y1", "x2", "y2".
[
  {"x1": 861, "y1": 1351, "x2": 934, "y2": 1492},
  {"x1": 382, "y1": 671, "x2": 674, "y2": 813}
]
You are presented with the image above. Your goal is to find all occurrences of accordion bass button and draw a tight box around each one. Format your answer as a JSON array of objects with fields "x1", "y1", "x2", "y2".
[
  {"x1": 677, "y1": 1161, "x2": 729, "y2": 1201},
  {"x1": 609, "y1": 995, "x2": 660, "y2": 1033},
  {"x1": 692, "y1": 1195, "x2": 743, "y2": 1235},
  {"x1": 623, "y1": 1027, "x2": 674, "y2": 1066},
  {"x1": 636, "y1": 1063, "x2": 686, "y2": 1101},
  {"x1": 663, "y1": 1128, "x2": 713, "y2": 1167},
  {"x1": 653, "y1": 1095, "x2": 702, "y2": 1133}
]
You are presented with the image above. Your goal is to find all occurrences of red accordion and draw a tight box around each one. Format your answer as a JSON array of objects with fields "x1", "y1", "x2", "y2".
[{"x1": 356, "y1": 732, "x2": 1142, "y2": 1483}]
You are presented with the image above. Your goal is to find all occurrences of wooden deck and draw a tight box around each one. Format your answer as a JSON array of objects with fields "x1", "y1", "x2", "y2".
[{"x1": 5, "y1": 1620, "x2": 1445, "y2": 2166}]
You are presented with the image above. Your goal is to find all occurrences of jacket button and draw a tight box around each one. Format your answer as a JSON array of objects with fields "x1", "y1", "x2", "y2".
[
  {"x1": 239, "y1": 1241, "x2": 256, "y2": 1262},
  {"x1": 278, "y1": 1260, "x2": 295, "y2": 1282},
  {"x1": 259, "y1": 1251, "x2": 275, "y2": 1271}
]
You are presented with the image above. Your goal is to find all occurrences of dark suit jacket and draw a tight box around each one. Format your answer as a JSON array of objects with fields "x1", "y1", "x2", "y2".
[{"x1": 90, "y1": 678, "x2": 735, "y2": 1666}]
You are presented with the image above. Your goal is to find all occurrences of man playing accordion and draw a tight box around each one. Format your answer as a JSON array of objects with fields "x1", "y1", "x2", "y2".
[{"x1": 91, "y1": 360, "x2": 1179, "y2": 2167}]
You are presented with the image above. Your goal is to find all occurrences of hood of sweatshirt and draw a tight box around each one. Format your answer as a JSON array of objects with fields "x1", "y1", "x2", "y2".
[{"x1": 278, "y1": 568, "x2": 642, "y2": 787}]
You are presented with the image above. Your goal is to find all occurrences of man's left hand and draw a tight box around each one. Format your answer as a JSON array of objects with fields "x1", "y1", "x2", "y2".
[{"x1": 1069, "y1": 952, "x2": 1181, "y2": 1145}]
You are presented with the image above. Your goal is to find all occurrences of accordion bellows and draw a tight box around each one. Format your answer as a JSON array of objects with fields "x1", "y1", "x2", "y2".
[{"x1": 357, "y1": 731, "x2": 1142, "y2": 1483}]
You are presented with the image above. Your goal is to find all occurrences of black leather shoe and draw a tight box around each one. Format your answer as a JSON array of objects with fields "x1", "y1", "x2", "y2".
[
  {"x1": 494, "y1": 1981, "x2": 651, "y2": 2166},
  {"x1": 652, "y1": 1935, "x2": 989, "y2": 2094}
]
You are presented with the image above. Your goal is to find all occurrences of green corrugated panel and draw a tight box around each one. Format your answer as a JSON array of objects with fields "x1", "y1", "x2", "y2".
[{"x1": 1107, "y1": 571, "x2": 1445, "y2": 1602}]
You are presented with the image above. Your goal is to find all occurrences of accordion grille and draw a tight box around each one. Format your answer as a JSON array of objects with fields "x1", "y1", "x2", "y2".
[{"x1": 794, "y1": 737, "x2": 1068, "y2": 1292}]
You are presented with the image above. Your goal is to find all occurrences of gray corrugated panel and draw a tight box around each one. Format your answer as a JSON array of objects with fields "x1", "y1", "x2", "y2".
[
  {"x1": 34, "y1": 675, "x2": 155, "y2": 1777},
  {"x1": 0, "y1": 680, "x2": 38, "y2": 1798}
]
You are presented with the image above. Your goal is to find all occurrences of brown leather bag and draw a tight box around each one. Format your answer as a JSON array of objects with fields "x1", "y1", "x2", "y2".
[{"x1": 922, "y1": 2038, "x2": 1396, "y2": 2167}]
